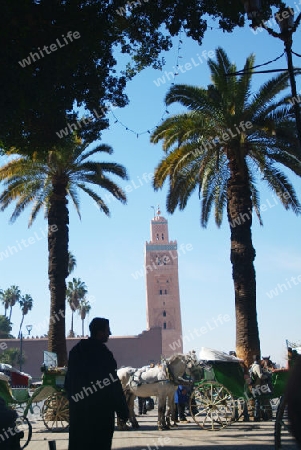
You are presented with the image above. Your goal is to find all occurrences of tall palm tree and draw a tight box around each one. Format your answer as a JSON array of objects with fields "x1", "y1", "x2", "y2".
[
  {"x1": 68, "y1": 252, "x2": 77, "y2": 276},
  {"x1": 78, "y1": 299, "x2": 91, "y2": 337},
  {"x1": 0, "y1": 286, "x2": 21, "y2": 321},
  {"x1": 0, "y1": 289, "x2": 9, "y2": 317},
  {"x1": 0, "y1": 138, "x2": 128, "y2": 365},
  {"x1": 150, "y1": 48, "x2": 301, "y2": 366},
  {"x1": 66, "y1": 278, "x2": 87, "y2": 338},
  {"x1": 18, "y1": 294, "x2": 33, "y2": 337}
]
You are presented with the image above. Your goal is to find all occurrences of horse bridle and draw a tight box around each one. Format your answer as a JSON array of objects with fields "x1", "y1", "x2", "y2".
[{"x1": 166, "y1": 354, "x2": 193, "y2": 385}]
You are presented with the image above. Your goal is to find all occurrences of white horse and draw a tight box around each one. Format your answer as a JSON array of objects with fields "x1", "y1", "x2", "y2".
[{"x1": 117, "y1": 353, "x2": 196, "y2": 431}]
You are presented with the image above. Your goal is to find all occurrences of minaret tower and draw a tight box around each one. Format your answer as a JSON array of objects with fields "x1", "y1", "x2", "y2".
[{"x1": 145, "y1": 206, "x2": 183, "y2": 355}]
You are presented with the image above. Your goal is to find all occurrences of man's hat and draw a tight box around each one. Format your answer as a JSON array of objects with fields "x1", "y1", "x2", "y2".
[{"x1": 89, "y1": 317, "x2": 111, "y2": 335}]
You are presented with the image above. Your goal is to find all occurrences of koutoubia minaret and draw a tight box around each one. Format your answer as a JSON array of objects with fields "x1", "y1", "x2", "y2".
[{"x1": 145, "y1": 206, "x2": 183, "y2": 356}]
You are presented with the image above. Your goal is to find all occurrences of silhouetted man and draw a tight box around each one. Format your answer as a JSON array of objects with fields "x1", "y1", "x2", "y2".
[{"x1": 64, "y1": 317, "x2": 129, "y2": 450}]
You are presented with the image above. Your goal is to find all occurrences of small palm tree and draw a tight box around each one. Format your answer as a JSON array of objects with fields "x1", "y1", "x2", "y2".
[
  {"x1": 0, "y1": 348, "x2": 25, "y2": 368},
  {"x1": 0, "y1": 290, "x2": 9, "y2": 317},
  {"x1": 150, "y1": 47, "x2": 301, "y2": 366},
  {"x1": 0, "y1": 315, "x2": 13, "y2": 338},
  {"x1": 0, "y1": 138, "x2": 128, "y2": 365},
  {"x1": 66, "y1": 278, "x2": 88, "y2": 337},
  {"x1": 78, "y1": 299, "x2": 91, "y2": 337},
  {"x1": 18, "y1": 294, "x2": 33, "y2": 337},
  {"x1": 68, "y1": 252, "x2": 77, "y2": 276},
  {"x1": 0, "y1": 286, "x2": 21, "y2": 321}
]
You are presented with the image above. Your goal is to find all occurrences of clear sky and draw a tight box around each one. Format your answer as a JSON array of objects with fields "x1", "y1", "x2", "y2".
[{"x1": 1, "y1": 4, "x2": 300, "y2": 367}]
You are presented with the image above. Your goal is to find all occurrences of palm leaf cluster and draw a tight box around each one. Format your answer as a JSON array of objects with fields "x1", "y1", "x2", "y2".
[
  {"x1": 0, "y1": 141, "x2": 128, "y2": 226},
  {"x1": 151, "y1": 48, "x2": 301, "y2": 228}
]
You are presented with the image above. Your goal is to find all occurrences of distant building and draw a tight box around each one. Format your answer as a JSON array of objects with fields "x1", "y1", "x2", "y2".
[{"x1": 145, "y1": 207, "x2": 183, "y2": 355}]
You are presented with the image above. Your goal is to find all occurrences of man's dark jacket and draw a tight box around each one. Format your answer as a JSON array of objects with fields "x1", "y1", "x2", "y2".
[{"x1": 64, "y1": 338, "x2": 128, "y2": 450}]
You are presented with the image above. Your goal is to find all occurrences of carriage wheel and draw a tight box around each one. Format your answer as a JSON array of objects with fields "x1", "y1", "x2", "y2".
[
  {"x1": 274, "y1": 396, "x2": 298, "y2": 449},
  {"x1": 15, "y1": 416, "x2": 32, "y2": 449},
  {"x1": 42, "y1": 391, "x2": 69, "y2": 432},
  {"x1": 190, "y1": 381, "x2": 235, "y2": 430}
]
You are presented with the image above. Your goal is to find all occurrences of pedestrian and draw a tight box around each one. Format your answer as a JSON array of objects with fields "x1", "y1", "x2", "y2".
[
  {"x1": 174, "y1": 385, "x2": 189, "y2": 423},
  {"x1": 138, "y1": 397, "x2": 147, "y2": 415},
  {"x1": 286, "y1": 354, "x2": 301, "y2": 448},
  {"x1": 249, "y1": 354, "x2": 268, "y2": 421},
  {"x1": 64, "y1": 317, "x2": 129, "y2": 450}
]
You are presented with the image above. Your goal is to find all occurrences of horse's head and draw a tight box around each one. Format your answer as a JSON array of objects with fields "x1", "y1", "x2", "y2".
[
  {"x1": 166, "y1": 351, "x2": 199, "y2": 383},
  {"x1": 165, "y1": 354, "x2": 187, "y2": 382}
]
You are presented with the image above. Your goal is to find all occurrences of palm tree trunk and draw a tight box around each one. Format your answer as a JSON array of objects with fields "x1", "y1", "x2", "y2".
[
  {"x1": 19, "y1": 314, "x2": 25, "y2": 338},
  {"x1": 70, "y1": 311, "x2": 74, "y2": 337},
  {"x1": 227, "y1": 156, "x2": 260, "y2": 367},
  {"x1": 48, "y1": 175, "x2": 69, "y2": 366},
  {"x1": 82, "y1": 319, "x2": 84, "y2": 337}
]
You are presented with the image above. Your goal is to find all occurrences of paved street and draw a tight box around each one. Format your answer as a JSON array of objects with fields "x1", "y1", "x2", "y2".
[{"x1": 23, "y1": 407, "x2": 298, "y2": 450}]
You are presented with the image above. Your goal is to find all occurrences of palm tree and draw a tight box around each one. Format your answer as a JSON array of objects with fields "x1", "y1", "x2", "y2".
[
  {"x1": 0, "y1": 315, "x2": 13, "y2": 338},
  {"x1": 0, "y1": 286, "x2": 21, "y2": 321},
  {"x1": 66, "y1": 278, "x2": 87, "y2": 337},
  {"x1": 78, "y1": 299, "x2": 91, "y2": 337},
  {"x1": 150, "y1": 48, "x2": 301, "y2": 366},
  {"x1": 0, "y1": 290, "x2": 9, "y2": 317},
  {"x1": 0, "y1": 138, "x2": 128, "y2": 365},
  {"x1": 18, "y1": 294, "x2": 33, "y2": 337},
  {"x1": 68, "y1": 252, "x2": 77, "y2": 276}
]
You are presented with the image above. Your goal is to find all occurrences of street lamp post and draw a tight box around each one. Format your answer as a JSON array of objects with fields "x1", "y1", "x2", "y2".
[
  {"x1": 243, "y1": 1, "x2": 301, "y2": 149},
  {"x1": 19, "y1": 324, "x2": 32, "y2": 372}
]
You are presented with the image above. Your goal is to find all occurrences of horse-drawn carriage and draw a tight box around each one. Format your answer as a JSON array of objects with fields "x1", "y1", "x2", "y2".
[
  {"x1": 118, "y1": 346, "x2": 293, "y2": 447},
  {"x1": 0, "y1": 351, "x2": 69, "y2": 444},
  {"x1": 188, "y1": 347, "x2": 290, "y2": 431}
]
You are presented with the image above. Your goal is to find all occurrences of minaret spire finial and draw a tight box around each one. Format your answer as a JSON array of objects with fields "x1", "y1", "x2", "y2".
[{"x1": 156, "y1": 205, "x2": 161, "y2": 217}]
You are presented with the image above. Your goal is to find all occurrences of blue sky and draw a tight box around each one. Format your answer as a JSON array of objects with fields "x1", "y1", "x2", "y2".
[{"x1": 1, "y1": 4, "x2": 301, "y2": 367}]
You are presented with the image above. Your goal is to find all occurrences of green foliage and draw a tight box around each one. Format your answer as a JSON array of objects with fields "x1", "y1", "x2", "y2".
[
  {"x1": 0, "y1": 139, "x2": 128, "y2": 226},
  {"x1": 0, "y1": 0, "x2": 281, "y2": 152},
  {"x1": 0, "y1": 347, "x2": 25, "y2": 368},
  {"x1": 0, "y1": 315, "x2": 13, "y2": 339}
]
